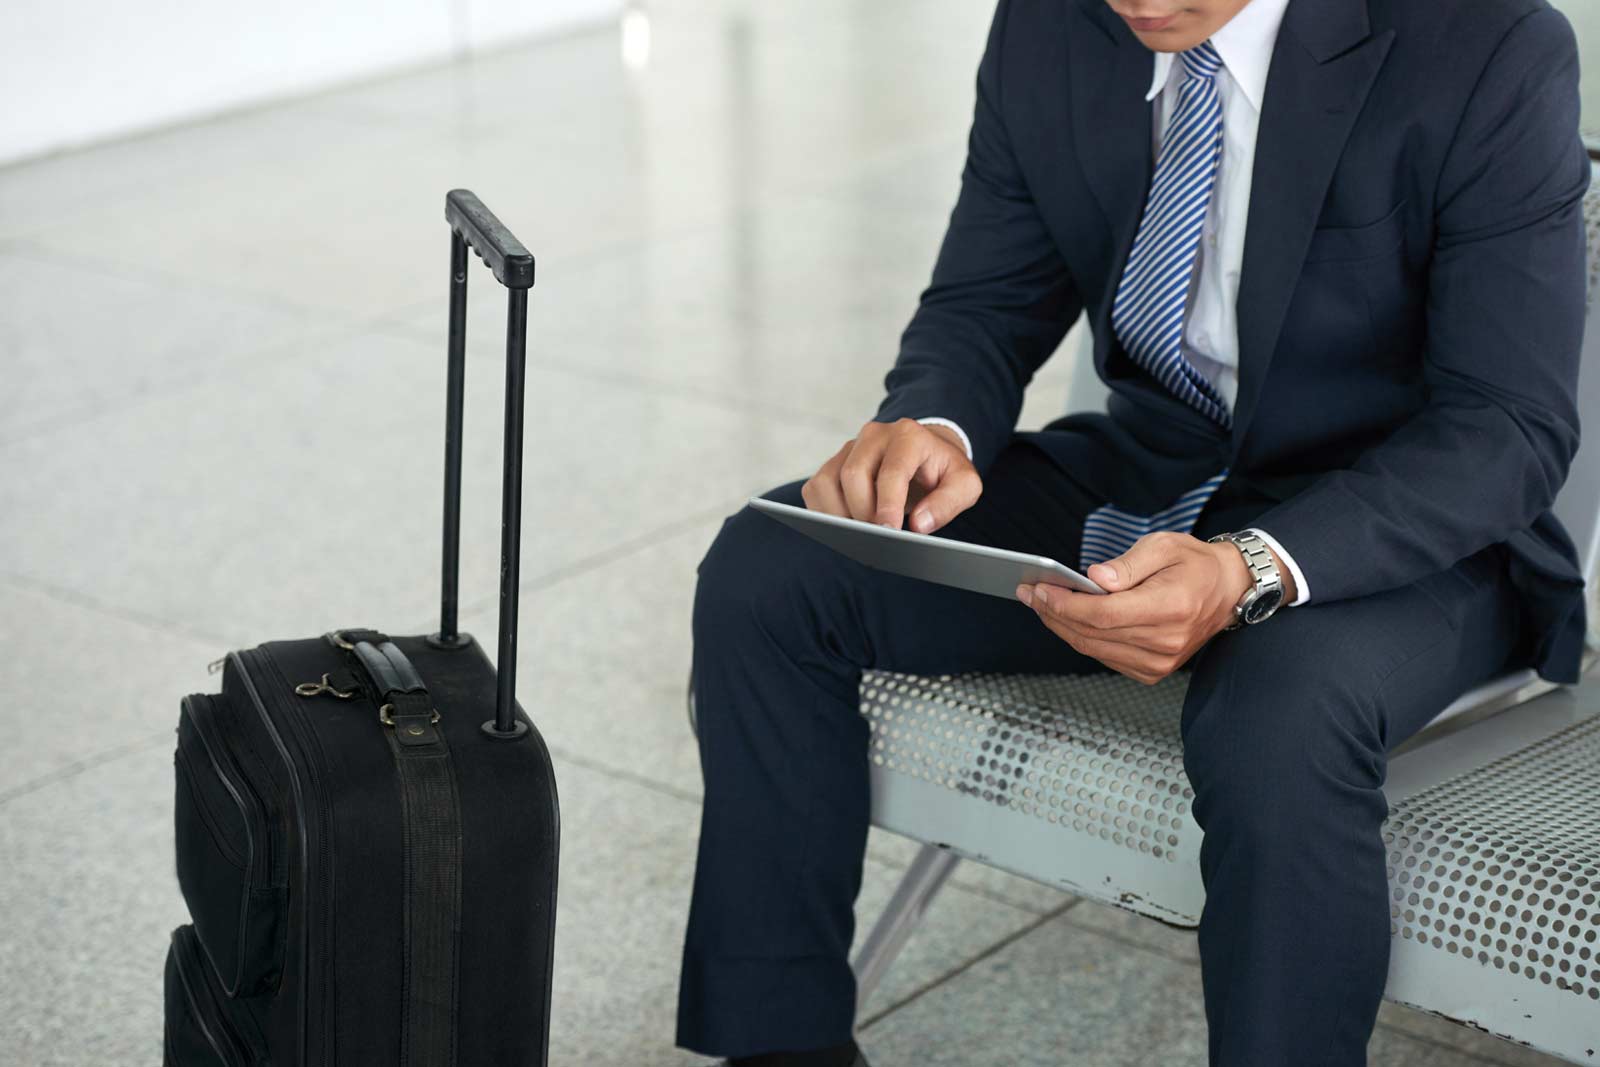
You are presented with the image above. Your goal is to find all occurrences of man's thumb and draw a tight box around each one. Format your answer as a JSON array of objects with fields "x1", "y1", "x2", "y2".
[
  {"x1": 1087, "y1": 533, "x2": 1178, "y2": 591},
  {"x1": 908, "y1": 470, "x2": 981, "y2": 533}
]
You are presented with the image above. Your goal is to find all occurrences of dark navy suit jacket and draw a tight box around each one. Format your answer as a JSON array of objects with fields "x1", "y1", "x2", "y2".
[{"x1": 875, "y1": 0, "x2": 1592, "y2": 683}]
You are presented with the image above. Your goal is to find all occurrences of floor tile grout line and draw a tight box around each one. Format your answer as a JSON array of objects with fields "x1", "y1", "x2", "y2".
[
  {"x1": 1051, "y1": 911, "x2": 1200, "y2": 970},
  {"x1": 859, "y1": 847, "x2": 1071, "y2": 915},
  {"x1": 543, "y1": 743, "x2": 704, "y2": 808},
  {"x1": 855, "y1": 897, "x2": 1082, "y2": 1033},
  {"x1": 544, "y1": 739, "x2": 1059, "y2": 915},
  {"x1": 448, "y1": 499, "x2": 741, "y2": 623},
  {"x1": 1, "y1": 276, "x2": 861, "y2": 458},
  {"x1": 0, "y1": 729, "x2": 172, "y2": 808},
  {"x1": 366, "y1": 314, "x2": 867, "y2": 440},
  {"x1": 365, "y1": 220, "x2": 732, "y2": 332},
  {"x1": 3, "y1": 226, "x2": 718, "y2": 452},
  {"x1": 1053, "y1": 910, "x2": 1536, "y2": 1065},
  {"x1": 9, "y1": 142, "x2": 858, "y2": 338},
  {"x1": 0, "y1": 571, "x2": 235, "y2": 652},
  {"x1": 360, "y1": 172, "x2": 935, "y2": 338},
  {"x1": 855, "y1": 896, "x2": 1533, "y2": 1067},
  {"x1": 0, "y1": 315, "x2": 371, "y2": 452},
  {"x1": 0, "y1": 496, "x2": 734, "y2": 677},
  {"x1": 1372, "y1": 1024, "x2": 1548, "y2": 1067},
  {"x1": 1, "y1": 239, "x2": 358, "y2": 326}
]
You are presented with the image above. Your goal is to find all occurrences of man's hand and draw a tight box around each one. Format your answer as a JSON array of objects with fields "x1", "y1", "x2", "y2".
[
  {"x1": 802, "y1": 418, "x2": 982, "y2": 533},
  {"x1": 1015, "y1": 531, "x2": 1298, "y2": 685}
]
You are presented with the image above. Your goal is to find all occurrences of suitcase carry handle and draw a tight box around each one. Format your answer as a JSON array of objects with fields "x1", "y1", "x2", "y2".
[
  {"x1": 445, "y1": 189, "x2": 535, "y2": 291},
  {"x1": 433, "y1": 189, "x2": 534, "y2": 740}
]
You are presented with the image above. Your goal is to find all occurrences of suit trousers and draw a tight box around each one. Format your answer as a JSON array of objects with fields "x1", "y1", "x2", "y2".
[{"x1": 675, "y1": 436, "x2": 1525, "y2": 1066}]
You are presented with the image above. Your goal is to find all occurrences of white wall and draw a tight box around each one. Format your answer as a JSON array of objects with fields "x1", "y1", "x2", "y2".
[{"x1": 0, "y1": 0, "x2": 622, "y2": 165}]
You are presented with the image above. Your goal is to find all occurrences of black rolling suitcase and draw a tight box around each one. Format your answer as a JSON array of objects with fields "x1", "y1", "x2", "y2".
[{"x1": 163, "y1": 191, "x2": 559, "y2": 1066}]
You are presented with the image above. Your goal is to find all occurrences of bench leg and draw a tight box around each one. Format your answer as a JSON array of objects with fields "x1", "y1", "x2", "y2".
[{"x1": 852, "y1": 843, "x2": 960, "y2": 1016}]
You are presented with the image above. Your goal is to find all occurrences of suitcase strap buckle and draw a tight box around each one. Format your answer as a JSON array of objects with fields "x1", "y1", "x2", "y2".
[{"x1": 379, "y1": 703, "x2": 441, "y2": 728}]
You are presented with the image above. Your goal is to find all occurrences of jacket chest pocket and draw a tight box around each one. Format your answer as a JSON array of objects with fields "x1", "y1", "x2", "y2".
[{"x1": 1303, "y1": 200, "x2": 1407, "y2": 264}]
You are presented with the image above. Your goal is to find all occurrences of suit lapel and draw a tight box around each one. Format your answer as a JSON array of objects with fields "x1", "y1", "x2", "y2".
[
  {"x1": 1067, "y1": 1, "x2": 1153, "y2": 360},
  {"x1": 1231, "y1": 1, "x2": 1395, "y2": 445}
]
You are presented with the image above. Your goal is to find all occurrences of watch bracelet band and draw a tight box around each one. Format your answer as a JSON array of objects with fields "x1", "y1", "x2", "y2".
[{"x1": 1206, "y1": 531, "x2": 1283, "y2": 627}]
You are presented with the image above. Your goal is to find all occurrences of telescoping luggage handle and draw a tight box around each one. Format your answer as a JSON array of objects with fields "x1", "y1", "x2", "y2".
[{"x1": 432, "y1": 189, "x2": 534, "y2": 740}]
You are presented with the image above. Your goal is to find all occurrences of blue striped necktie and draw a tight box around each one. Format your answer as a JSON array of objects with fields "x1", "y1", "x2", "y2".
[{"x1": 1080, "y1": 38, "x2": 1231, "y2": 572}]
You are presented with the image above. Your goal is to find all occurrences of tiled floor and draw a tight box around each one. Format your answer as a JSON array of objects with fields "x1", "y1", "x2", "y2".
[{"x1": 0, "y1": 2, "x2": 1576, "y2": 1064}]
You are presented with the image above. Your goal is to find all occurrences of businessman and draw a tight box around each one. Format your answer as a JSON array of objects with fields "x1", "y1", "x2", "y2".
[{"x1": 677, "y1": 0, "x2": 1591, "y2": 1063}]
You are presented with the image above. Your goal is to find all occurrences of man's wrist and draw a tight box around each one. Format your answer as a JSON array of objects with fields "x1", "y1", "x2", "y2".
[
  {"x1": 1262, "y1": 543, "x2": 1298, "y2": 604},
  {"x1": 915, "y1": 417, "x2": 973, "y2": 461},
  {"x1": 1210, "y1": 540, "x2": 1254, "y2": 628},
  {"x1": 1207, "y1": 533, "x2": 1297, "y2": 625},
  {"x1": 1243, "y1": 526, "x2": 1307, "y2": 605},
  {"x1": 921, "y1": 422, "x2": 968, "y2": 454}
]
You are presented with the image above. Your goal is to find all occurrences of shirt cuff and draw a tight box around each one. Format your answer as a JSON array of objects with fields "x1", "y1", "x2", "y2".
[
  {"x1": 916, "y1": 417, "x2": 974, "y2": 461},
  {"x1": 1244, "y1": 527, "x2": 1310, "y2": 606}
]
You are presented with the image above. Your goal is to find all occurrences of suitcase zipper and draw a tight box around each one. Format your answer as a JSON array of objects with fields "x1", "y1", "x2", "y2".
[
  {"x1": 170, "y1": 926, "x2": 252, "y2": 1066},
  {"x1": 174, "y1": 746, "x2": 248, "y2": 870},
  {"x1": 181, "y1": 695, "x2": 273, "y2": 888},
  {"x1": 178, "y1": 692, "x2": 287, "y2": 998},
  {"x1": 231, "y1": 648, "x2": 337, "y2": 1066}
]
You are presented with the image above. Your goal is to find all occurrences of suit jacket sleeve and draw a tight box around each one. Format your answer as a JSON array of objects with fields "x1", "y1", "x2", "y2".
[
  {"x1": 1251, "y1": 8, "x2": 1590, "y2": 604},
  {"x1": 873, "y1": 0, "x2": 1083, "y2": 474}
]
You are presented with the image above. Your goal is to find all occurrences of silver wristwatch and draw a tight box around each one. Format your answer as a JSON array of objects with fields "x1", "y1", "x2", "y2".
[{"x1": 1206, "y1": 531, "x2": 1285, "y2": 628}]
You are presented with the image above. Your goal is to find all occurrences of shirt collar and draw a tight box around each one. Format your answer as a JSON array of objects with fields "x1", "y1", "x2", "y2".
[{"x1": 1142, "y1": 0, "x2": 1292, "y2": 112}]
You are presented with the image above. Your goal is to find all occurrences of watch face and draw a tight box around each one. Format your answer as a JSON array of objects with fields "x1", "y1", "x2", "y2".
[{"x1": 1242, "y1": 586, "x2": 1284, "y2": 624}]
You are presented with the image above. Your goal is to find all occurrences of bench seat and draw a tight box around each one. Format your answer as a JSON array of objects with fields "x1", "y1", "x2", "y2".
[{"x1": 859, "y1": 667, "x2": 1600, "y2": 1063}]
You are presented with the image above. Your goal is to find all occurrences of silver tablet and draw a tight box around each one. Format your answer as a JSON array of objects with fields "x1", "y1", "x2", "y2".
[{"x1": 748, "y1": 497, "x2": 1106, "y2": 599}]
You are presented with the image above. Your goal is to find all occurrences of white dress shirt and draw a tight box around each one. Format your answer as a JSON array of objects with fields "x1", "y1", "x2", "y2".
[
  {"x1": 1146, "y1": 0, "x2": 1286, "y2": 415},
  {"x1": 921, "y1": 0, "x2": 1312, "y2": 605}
]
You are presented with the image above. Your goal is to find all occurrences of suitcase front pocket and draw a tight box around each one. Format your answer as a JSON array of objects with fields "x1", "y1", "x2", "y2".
[
  {"x1": 163, "y1": 924, "x2": 263, "y2": 1067},
  {"x1": 175, "y1": 694, "x2": 287, "y2": 998}
]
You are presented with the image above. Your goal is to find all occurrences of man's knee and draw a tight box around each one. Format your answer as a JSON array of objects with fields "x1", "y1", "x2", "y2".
[
  {"x1": 691, "y1": 481, "x2": 851, "y2": 653},
  {"x1": 1179, "y1": 614, "x2": 1390, "y2": 837},
  {"x1": 689, "y1": 484, "x2": 874, "y2": 773}
]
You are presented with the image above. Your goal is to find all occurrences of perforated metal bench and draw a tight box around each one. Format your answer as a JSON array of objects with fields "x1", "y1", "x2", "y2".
[
  {"x1": 853, "y1": 667, "x2": 1600, "y2": 1061},
  {"x1": 847, "y1": 174, "x2": 1600, "y2": 1064}
]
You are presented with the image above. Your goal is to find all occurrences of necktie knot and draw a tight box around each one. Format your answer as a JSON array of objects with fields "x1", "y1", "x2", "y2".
[{"x1": 1180, "y1": 39, "x2": 1222, "y2": 81}]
